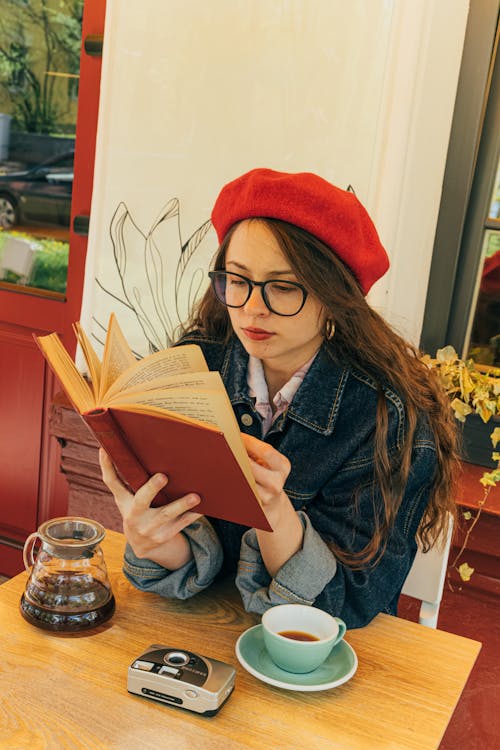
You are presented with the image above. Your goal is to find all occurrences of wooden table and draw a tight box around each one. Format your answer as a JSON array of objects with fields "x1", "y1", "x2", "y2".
[{"x1": 0, "y1": 530, "x2": 481, "y2": 749}]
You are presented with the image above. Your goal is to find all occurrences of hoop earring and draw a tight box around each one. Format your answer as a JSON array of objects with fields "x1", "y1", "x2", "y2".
[{"x1": 325, "y1": 319, "x2": 335, "y2": 340}]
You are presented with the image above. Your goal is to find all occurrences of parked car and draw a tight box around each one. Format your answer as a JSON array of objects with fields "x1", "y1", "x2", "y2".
[{"x1": 0, "y1": 151, "x2": 74, "y2": 229}]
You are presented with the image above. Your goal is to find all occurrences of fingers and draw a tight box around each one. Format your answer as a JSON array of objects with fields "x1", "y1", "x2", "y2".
[
  {"x1": 133, "y1": 472, "x2": 168, "y2": 511},
  {"x1": 99, "y1": 448, "x2": 169, "y2": 513},
  {"x1": 241, "y1": 432, "x2": 271, "y2": 467},
  {"x1": 159, "y1": 506, "x2": 204, "y2": 537},
  {"x1": 99, "y1": 448, "x2": 204, "y2": 563},
  {"x1": 158, "y1": 492, "x2": 201, "y2": 521},
  {"x1": 241, "y1": 434, "x2": 291, "y2": 507},
  {"x1": 249, "y1": 459, "x2": 287, "y2": 501},
  {"x1": 241, "y1": 433, "x2": 291, "y2": 478},
  {"x1": 99, "y1": 448, "x2": 129, "y2": 499},
  {"x1": 99, "y1": 448, "x2": 202, "y2": 529},
  {"x1": 123, "y1": 495, "x2": 202, "y2": 556}
]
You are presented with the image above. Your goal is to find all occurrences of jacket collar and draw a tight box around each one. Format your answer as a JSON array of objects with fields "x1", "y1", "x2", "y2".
[{"x1": 220, "y1": 336, "x2": 349, "y2": 436}]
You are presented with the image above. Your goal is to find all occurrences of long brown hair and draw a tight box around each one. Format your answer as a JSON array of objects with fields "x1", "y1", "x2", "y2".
[{"x1": 184, "y1": 218, "x2": 459, "y2": 568}]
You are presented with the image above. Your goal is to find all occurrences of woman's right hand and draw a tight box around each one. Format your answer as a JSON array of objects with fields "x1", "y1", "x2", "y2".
[{"x1": 99, "y1": 449, "x2": 203, "y2": 570}]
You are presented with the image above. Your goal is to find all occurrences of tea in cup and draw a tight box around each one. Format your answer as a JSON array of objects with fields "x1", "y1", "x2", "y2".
[{"x1": 261, "y1": 604, "x2": 346, "y2": 673}]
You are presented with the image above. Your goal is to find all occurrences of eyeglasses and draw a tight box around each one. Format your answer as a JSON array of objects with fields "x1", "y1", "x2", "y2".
[{"x1": 208, "y1": 270, "x2": 308, "y2": 316}]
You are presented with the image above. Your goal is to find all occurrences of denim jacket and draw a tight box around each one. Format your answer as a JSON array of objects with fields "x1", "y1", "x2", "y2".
[{"x1": 123, "y1": 333, "x2": 437, "y2": 628}]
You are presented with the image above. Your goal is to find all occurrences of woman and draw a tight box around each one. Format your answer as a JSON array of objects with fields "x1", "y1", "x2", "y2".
[{"x1": 100, "y1": 168, "x2": 458, "y2": 628}]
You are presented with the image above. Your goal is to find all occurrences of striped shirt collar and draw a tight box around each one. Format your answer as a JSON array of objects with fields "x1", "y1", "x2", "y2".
[{"x1": 247, "y1": 352, "x2": 318, "y2": 434}]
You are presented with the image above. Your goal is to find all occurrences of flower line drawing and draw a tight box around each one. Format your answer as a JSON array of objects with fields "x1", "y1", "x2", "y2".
[{"x1": 95, "y1": 198, "x2": 212, "y2": 354}]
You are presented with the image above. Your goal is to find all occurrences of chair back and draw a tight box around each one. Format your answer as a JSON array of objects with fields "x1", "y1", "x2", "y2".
[
  {"x1": 401, "y1": 516, "x2": 454, "y2": 628},
  {"x1": 0, "y1": 237, "x2": 37, "y2": 284}
]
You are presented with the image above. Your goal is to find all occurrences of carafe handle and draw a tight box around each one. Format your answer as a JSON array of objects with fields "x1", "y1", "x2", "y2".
[{"x1": 23, "y1": 532, "x2": 40, "y2": 571}]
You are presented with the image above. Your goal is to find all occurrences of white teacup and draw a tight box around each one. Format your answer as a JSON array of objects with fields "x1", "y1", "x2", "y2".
[{"x1": 261, "y1": 604, "x2": 346, "y2": 673}]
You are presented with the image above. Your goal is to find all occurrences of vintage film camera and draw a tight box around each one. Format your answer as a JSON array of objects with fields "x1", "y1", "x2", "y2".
[{"x1": 127, "y1": 644, "x2": 236, "y2": 716}]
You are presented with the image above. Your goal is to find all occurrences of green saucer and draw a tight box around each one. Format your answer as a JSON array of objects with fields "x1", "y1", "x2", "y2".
[{"x1": 236, "y1": 624, "x2": 358, "y2": 692}]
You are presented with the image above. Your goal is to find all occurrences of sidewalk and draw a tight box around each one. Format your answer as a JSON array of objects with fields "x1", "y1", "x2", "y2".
[{"x1": 398, "y1": 588, "x2": 500, "y2": 750}]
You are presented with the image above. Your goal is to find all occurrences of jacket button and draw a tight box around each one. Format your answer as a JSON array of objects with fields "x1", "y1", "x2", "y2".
[{"x1": 241, "y1": 413, "x2": 253, "y2": 426}]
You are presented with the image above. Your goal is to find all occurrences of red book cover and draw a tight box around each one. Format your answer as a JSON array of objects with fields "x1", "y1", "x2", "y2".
[{"x1": 84, "y1": 407, "x2": 272, "y2": 531}]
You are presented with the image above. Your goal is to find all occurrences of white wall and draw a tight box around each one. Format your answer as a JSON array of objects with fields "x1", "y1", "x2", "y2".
[{"x1": 79, "y1": 0, "x2": 469, "y2": 356}]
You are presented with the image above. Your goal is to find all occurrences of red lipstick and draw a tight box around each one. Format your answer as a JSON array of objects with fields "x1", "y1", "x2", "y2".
[{"x1": 242, "y1": 327, "x2": 274, "y2": 341}]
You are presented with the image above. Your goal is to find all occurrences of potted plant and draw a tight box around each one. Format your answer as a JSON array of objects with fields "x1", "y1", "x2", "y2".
[{"x1": 422, "y1": 346, "x2": 500, "y2": 582}]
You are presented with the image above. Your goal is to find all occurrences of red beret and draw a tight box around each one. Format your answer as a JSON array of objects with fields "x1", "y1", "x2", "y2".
[{"x1": 211, "y1": 168, "x2": 389, "y2": 294}]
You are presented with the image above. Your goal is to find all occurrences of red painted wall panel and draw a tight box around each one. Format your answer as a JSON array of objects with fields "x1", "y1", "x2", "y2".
[
  {"x1": 0, "y1": 325, "x2": 44, "y2": 539},
  {"x1": 0, "y1": 0, "x2": 106, "y2": 576}
]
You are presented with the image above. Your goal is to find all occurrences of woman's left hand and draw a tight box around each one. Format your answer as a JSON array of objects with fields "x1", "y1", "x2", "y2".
[
  {"x1": 241, "y1": 433, "x2": 304, "y2": 576},
  {"x1": 241, "y1": 432, "x2": 291, "y2": 526}
]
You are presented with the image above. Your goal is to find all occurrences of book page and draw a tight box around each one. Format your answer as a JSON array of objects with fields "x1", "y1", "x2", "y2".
[
  {"x1": 115, "y1": 388, "x2": 258, "y2": 495},
  {"x1": 103, "y1": 345, "x2": 208, "y2": 402},
  {"x1": 121, "y1": 390, "x2": 229, "y2": 426},
  {"x1": 73, "y1": 322, "x2": 102, "y2": 399},
  {"x1": 210, "y1": 385, "x2": 260, "y2": 495},
  {"x1": 98, "y1": 314, "x2": 138, "y2": 401},
  {"x1": 35, "y1": 333, "x2": 95, "y2": 413},
  {"x1": 105, "y1": 371, "x2": 223, "y2": 404}
]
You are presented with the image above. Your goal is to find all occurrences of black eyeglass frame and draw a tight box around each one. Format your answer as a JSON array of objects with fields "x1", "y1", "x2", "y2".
[{"x1": 208, "y1": 270, "x2": 309, "y2": 317}]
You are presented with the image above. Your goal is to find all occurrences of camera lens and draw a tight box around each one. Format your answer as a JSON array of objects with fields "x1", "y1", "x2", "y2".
[{"x1": 166, "y1": 651, "x2": 189, "y2": 666}]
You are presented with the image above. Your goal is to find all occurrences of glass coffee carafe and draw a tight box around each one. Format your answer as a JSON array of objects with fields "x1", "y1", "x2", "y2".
[{"x1": 20, "y1": 516, "x2": 115, "y2": 632}]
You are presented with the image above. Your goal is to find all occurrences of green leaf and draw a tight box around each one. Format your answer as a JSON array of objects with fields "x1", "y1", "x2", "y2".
[
  {"x1": 450, "y1": 398, "x2": 473, "y2": 422},
  {"x1": 458, "y1": 562, "x2": 475, "y2": 582},
  {"x1": 480, "y1": 471, "x2": 499, "y2": 487},
  {"x1": 491, "y1": 427, "x2": 500, "y2": 449}
]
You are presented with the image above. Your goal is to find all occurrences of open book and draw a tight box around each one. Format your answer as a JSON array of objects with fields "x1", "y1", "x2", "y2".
[{"x1": 36, "y1": 314, "x2": 272, "y2": 531}]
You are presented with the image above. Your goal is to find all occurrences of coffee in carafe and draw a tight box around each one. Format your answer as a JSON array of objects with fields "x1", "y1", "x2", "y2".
[{"x1": 20, "y1": 516, "x2": 115, "y2": 632}]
